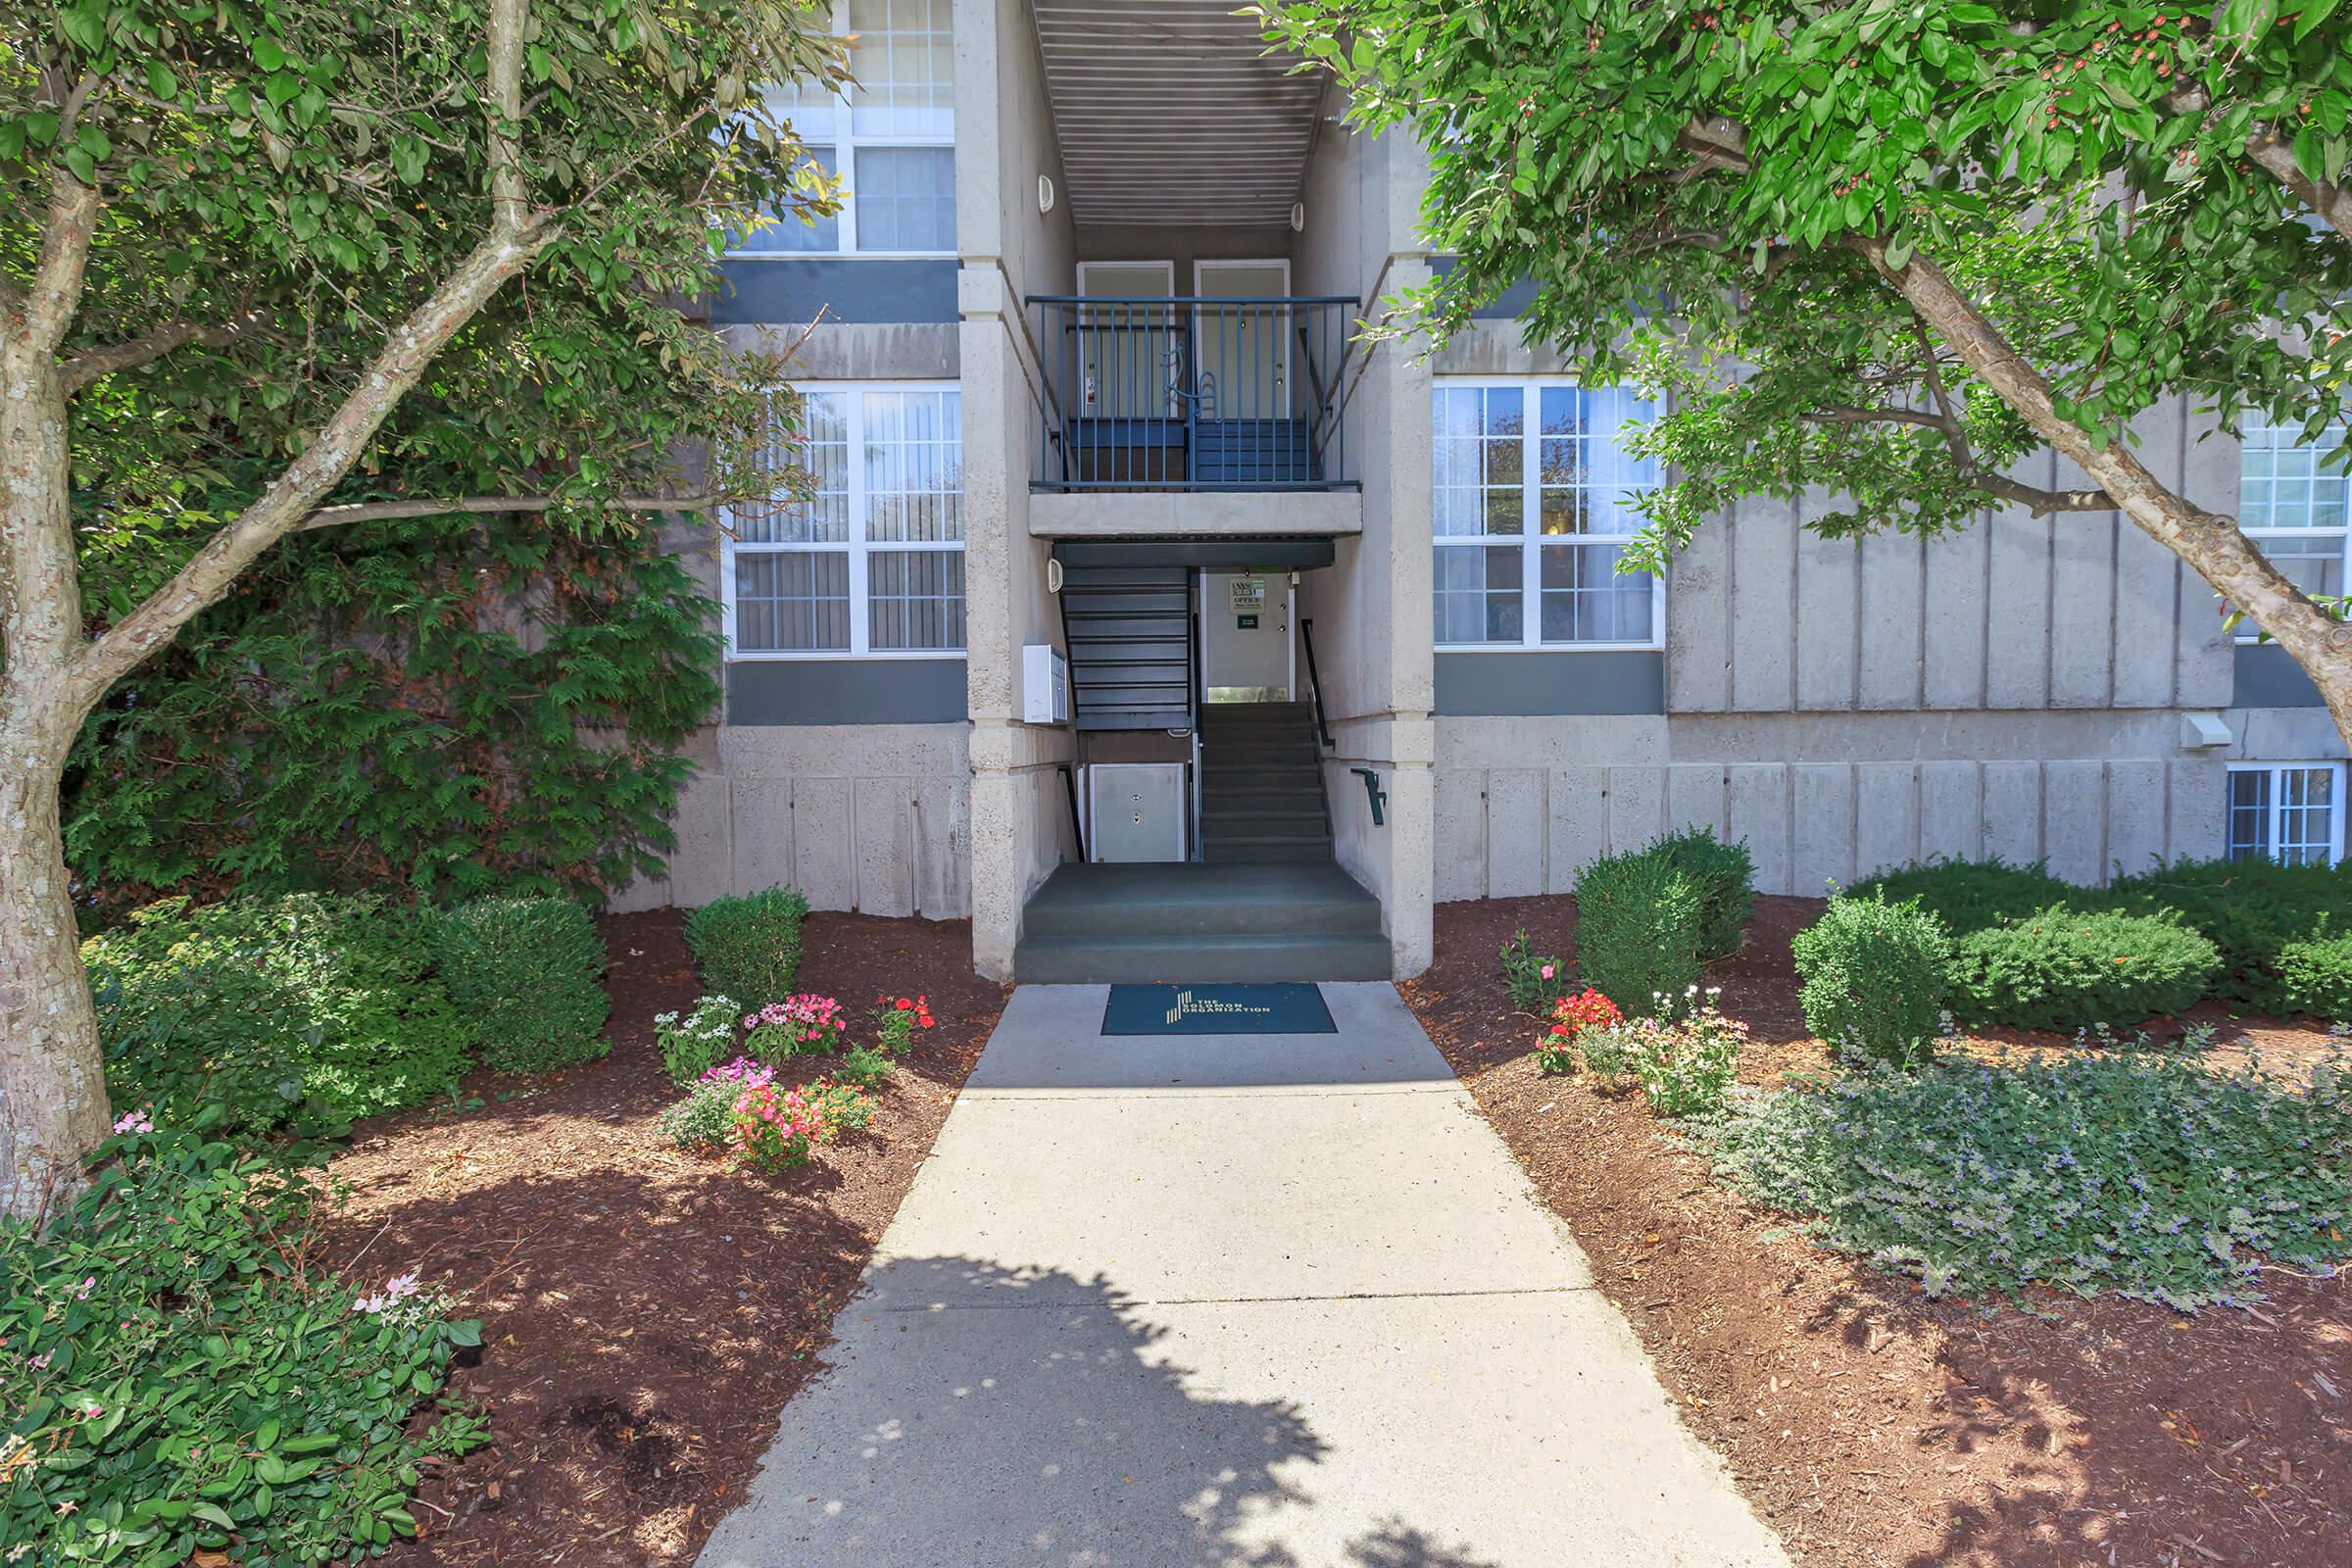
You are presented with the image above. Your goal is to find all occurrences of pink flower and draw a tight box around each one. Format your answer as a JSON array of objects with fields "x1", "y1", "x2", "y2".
[
  {"x1": 112, "y1": 1109, "x2": 152, "y2": 1137},
  {"x1": 1539, "y1": 964, "x2": 1555, "y2": 981}
]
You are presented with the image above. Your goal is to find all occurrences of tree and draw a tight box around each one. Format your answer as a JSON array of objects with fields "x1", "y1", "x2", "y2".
[
  {"x1": 0, "y1": 0, "x2": 840, "y2": 1213},
  {"x1": 1264, "y1": 2, "x2": 2352, "y2": 740}
]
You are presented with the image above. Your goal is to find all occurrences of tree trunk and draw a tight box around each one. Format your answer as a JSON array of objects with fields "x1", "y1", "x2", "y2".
[
  {"x1": 1863, "y1": 242, "x2": 2352, "y2": 758},
  {"x1": 0, "y1": 717, "x2": 107, "y2": 1221},
  {"x1": 1, "y1": 311, "x2": 110, "y2": 1221}
]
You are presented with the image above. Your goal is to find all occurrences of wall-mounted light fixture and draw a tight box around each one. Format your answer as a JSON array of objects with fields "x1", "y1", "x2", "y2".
[
  {"x1": 1039, "y1": 174, "x2": 1056, "y2": 214},
  {"x1": 1290, "y1": 201, "x2": 1306, "y2": 233}
]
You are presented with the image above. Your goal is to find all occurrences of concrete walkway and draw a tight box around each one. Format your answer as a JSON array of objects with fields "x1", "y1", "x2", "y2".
[{"x1": 700, "y1": 984, "x2": 1790, "y2": 1568}]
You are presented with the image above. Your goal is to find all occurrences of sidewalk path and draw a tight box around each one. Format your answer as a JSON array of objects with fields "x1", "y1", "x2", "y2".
[{"x1": 700, "y1": 983, "x2": 1790, "y2": 1568}]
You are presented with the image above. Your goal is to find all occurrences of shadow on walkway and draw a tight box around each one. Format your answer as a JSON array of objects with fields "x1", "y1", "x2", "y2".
[{"x1": 702, "y1": 1254, "x2": 1500, "y2": 1568}]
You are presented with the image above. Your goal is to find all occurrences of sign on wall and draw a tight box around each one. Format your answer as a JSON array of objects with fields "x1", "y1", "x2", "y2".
[{"x1": 1228, "y1": 575, "x2": 1267, "y2": 616}]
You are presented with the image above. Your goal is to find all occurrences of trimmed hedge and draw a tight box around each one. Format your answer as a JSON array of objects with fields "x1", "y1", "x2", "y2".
[
  {"x1": 684, "y1": 885, "x2": 810, "y2": 1004},
  {"x1": 2110, "y1": 858, "x2": 2352, "y2": 1014},
  {"x1": 2279, "y1": 929, "x2": 2352, "y2": 1022},
  {"x1": 1649, "y1": 825, "x2": 1755, "y2": 960},
  {"x1": 1849, "y1": 857, "x2": 2078, "y2": 933},
  {"x1": 83, "y1": 895, "x2": 466, "y2": 1135},
  {"x1": 1945, "y1": 906, "x2": 2220, "y2": 1031},
  {"x1": 1574, "y1": 828, "x2": 1751, "y2": 1019},
  {"x1": 431, "y1": 897, "x2": 612, "y2": 1073},
  {"x1": 1789, "y1": 894, "x2": 1950, "y2": 1067},
  {"x1": 1853, "y1": 855, "x2": 2352, "y2": 1022}
]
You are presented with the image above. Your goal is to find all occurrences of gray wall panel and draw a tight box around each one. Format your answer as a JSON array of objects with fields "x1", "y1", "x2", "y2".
[
  {"x1": 2232, "y1": 644, "x2": 2327, "y2": 709},
  {"x1": 1433, "y1": 651, "x2": 1665, "y2": 715},
  {"x1": 727, "y1": 660, "x2": 970, "y2": 726},
  {"x1": 713, "y1": 259, "x2": 960, "y2": 324}
]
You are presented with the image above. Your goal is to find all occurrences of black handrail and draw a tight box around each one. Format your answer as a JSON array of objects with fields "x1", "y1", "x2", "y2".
[
  {"x1": 1058, "y1": 764, "x2": 1086, "y2": 863},
  {"x1": 1298, "y1": 617, "x2": 1336, "y2": 752}
]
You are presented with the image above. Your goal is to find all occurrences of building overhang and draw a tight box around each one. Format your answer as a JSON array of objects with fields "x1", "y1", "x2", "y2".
[
  {"x1": 1028, "y1": 489, "x2": 1362, "y2": 541},
  {"x1": 1030, "y1": 0, "x2": 1326, "y2": 230}
]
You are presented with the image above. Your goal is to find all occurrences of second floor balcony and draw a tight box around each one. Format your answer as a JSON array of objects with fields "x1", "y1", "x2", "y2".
[{"x1": 1029, "y1": 294, "x2": 1360, "y2": 494}]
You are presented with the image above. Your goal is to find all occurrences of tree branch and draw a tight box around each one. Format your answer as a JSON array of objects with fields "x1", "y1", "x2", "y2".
[
  {"x1": 67, "y1": 0, "x2": 552, "y2": 705},
  {"x1": 18, "y1": 177, "x2": 100, "y2": 356},
  {"x1": 59, "y1": 312, "x2": 269, "y2": 394},
  {"x1": 294, "y1": 493, "x2": 722, "y2": 530}
]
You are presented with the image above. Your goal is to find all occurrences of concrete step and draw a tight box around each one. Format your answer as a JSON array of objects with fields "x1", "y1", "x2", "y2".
[
  {"x1": 1013, "y1": 930, "x2": 1391, "y2": 984},
  {"x1": 1200, "y1": 841, "x2": 1335, "y2": 864},
  {"x1": 1022, "y1": 863, "x2": 1381, "y2": 940}
]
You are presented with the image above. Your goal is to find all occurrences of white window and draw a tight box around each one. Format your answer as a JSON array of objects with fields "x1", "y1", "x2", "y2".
[
  {"x1": 730, "y1": 0, "x2": 955, "y2": 258},
  {"x1": 2227, "y1": 761, "x2": 2345, "y2": 865},
  {"x1": 1432, "y1": 380, "x2": 1663, "y2": 649},
  {"x1": 724, "y1": 384, "x2": 963, "y2": 658},
  {"x1": 2236, "y1": 421, "x2": 2350, "y2": 641}
]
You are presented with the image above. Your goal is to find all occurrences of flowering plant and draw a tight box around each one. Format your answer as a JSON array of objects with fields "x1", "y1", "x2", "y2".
[
  {"x1": 744, "y1": 994, "x2": 850, "y2": 1060},
  {"x1": 1535, "y1": 988, "x2": 1622, "y2": 1074},
  {"x1": 872, "y1": 993, "x2": 936, "y2": 1057},
  {"x1": 727, "y1": 1081, "x2": 827, "y2": 1172},
  {"x1": 659, "y1": 1057, "x2": 774, "y2": 1151},
  {"x1": 1577, "y1": 991, "x2": 1746, "y2": 1118},
  {"x1": 653, "y1": 994, "x2": 740, "y2": 1085},
  {"x1": 1499, "y1": 930, "x2": 1571, "y2": 1013}
]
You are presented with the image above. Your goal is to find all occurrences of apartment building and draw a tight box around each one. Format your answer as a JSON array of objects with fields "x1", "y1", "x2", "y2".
[{"x1": 612, "y1": 0, "x2": 2352, "y2": 984}]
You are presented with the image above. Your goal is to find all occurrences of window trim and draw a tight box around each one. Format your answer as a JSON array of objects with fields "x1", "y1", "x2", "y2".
[
  {"x1": 2225, "y1": 760, "x2": 2347, "y2": 865},
  {"x1": 2235, "y1": 420, "x2": 2350, "y2": 644},
  {"x1": 724, "y1": 0, "x2": 956, "y2": 262},
  {"x1": 1431, "y1": 374, "x2": 1667, "y2": 654},
  {"x1": 720, "y1": 379, "x2": 966, "y2": 662}
]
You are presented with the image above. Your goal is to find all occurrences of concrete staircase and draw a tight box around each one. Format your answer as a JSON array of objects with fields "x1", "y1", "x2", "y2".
[
  {"x1": 1012, "y1": 861, "x2": 1391, "y2": 983},
  {"x1": 1198, "y1": 701, "x2": 1332, "y2": 864}
]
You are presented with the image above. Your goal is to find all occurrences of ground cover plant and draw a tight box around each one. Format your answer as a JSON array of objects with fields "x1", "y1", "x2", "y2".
[
  {"x1": 81, "y1": 895, "x2": 467, "y2": 1138},
  {"x1": 1697, "y1": 1047, "x2": 2352, "y2": 1310},
  {"x1": 429, "y1": 897, "x2": 611, "y2": 1073},
  {"x1": 684, "y1": 887, "x2": 810, "y2": 1005},
  {"x1": 0, "y1": 1119, "x2": 484, "y2": 1564}
]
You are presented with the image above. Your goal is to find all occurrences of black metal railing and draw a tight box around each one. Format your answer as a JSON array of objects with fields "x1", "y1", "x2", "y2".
[
  {"x1": 1029, "y1": 294, "x2": 1360, "y2": 492},
  {"x1": 1299, "y1": 617, "x2": 1336, "y2": 752}
]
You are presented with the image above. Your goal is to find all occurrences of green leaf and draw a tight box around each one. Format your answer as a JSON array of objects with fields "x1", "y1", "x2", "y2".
[
  {"x1": 253, "y1": 35, "x2": 286, "y2": 72},
  {"x1": 2295, "y1": 0, "x2": 2341, "y2": 43},
  {"x1": 145, "y1": 61, "x2": 178, "y2": 99}
]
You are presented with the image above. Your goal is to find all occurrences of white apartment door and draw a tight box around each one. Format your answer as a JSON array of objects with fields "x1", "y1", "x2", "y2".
[
  {"x1": 1200, "y1": 569, "x2": 1293, "y2": 703},
  {"x1": 1077, "y1": 261, "x2": 1175, "y2": 418},
  {"x1": 1194, "y1": 260, "x2": 1291, "y2": 422}
]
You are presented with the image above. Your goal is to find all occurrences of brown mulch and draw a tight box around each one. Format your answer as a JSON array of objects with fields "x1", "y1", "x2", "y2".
[
  {"x1": 1406, "y1": 893, "x2": 2352, "y2": 1568},
  {"x1": 322, "y1": 909, "x2": 1007, "y2": 1567}
]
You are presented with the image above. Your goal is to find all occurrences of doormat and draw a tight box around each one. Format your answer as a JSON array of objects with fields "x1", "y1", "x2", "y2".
[{"x1": 1102, "y1": 983, "x2": 1337, "y2": 1036}]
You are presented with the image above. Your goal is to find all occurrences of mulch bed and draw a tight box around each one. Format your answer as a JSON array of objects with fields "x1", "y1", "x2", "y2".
[
  {"x1": 322, "y1": 908, "x2": 1007, "y2": 1567},
  {"x1": 1405, "y1": 893, "x2": 2352, "y2": 1568}
]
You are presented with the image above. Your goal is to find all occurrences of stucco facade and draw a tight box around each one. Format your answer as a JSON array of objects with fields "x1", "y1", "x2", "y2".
[{"x1": 612, "y1": 0, "x2": 2352, "y2": 984}]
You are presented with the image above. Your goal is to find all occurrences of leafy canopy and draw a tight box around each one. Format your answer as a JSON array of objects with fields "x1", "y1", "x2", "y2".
[{"x1": 1263, "y1": 2, "x2": 2352, "y2": 564}]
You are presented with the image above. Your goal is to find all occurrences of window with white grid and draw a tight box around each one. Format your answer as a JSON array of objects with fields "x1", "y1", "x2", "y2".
[
  {"x1": 2236, "y1": 421, "x2": 2350, "y2": 640},
  {"x1": 729, "y1": 0, "x2": 955, "y2": 257},
  {"x1": 1433, "y1": 380, "x2": 1662, "y2": 648},
  {"x1": 725, "y1": 385, "x2": 963, "y2": 657},
  {"x1": 2227, "y1": 761, "x2": 2346, "y2": 866}
]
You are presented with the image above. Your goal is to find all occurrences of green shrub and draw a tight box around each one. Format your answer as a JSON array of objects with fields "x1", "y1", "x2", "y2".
[
  {"x1": 82, "y1": 896, "x2": 466, "y2": 1136},
  {"x1": 1849, "y1": 857, "x2": 2082, "y2": 933},
  {"x1": 1790, "y1": 895, "x2": 1950, "y2": 1067},
  {"x1": 654, "y1": 994, "x2": 742, "y2": 1085},
  {"x1": 0, "y1": 1123, "x2": 487, "y2": 1562},
  {"x1": 2279, "y1": 929, "x2": 2352, "y2": 1021},
  {"x1": 2111, "y1": 858, "x2": 2352, "y2": 1014},
  {"x1": 1695, "y1": 1048, "x2": 2352, "y2": 1307},
  {"x1": 1648, "y1": 826, "x2": 1755, "y2": 960},
  {"x1": 684, "y1": 886, "x2": 809, "y2": 1004},
  {"x1": 1946, "y1": 906, "x2": 2219, "y2": 1031},
  {"x1": 1499, "y1": 929, "x2": 1571, "y2": 1013},
  {"x1": 430, "y1": 897, "x2": 611, "y2": 1073},
  {"x1": 1573, "y1": 847, "x2": 1708, "y2": 1019}
]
